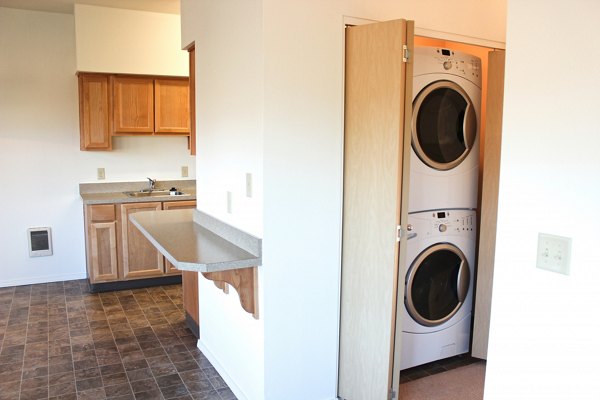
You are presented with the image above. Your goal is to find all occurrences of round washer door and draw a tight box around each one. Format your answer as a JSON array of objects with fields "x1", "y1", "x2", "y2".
[
  {"x1": 405, "y1": 243, "x2": 470, "y2": 327},
  {"x1": 412, "y1": 80, "x2": 477, "y2": 171}
]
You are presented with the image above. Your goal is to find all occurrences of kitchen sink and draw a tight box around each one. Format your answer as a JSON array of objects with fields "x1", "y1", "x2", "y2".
[{"x1": 123, "y1": 190, "x2": 188, "y2": 198}]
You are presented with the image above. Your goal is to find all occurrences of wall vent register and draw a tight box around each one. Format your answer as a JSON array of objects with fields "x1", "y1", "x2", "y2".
[{"x1": 28, "y1": 227, "x2": 53, "y2": 257}]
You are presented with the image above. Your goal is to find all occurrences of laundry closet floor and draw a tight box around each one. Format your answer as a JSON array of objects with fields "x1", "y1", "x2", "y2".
[
  {"x1": 400, "y1": 355, "x2": 485, "y2": 400},
  {"x1": 0, "y1": 280, "x2": 236, "y2": 400}
]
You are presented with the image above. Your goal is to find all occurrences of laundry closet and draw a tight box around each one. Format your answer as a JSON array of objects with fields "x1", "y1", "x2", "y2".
[{"x1": 338, "y1": 19, "x2": 505, "y2": 400}]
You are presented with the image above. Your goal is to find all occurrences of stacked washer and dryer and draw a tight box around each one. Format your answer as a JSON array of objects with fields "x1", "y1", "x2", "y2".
[{"x1": 400, "y1": 47, "x2": 482, "y2": 370}]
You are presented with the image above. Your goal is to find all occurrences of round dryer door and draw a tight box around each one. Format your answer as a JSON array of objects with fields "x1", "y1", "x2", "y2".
[
  {"x1": 405, "y1": 243, "x2": 470, "y2": 327},
  {"x1": 412, "y1": 80, "x2": 477, "y2": 171}
]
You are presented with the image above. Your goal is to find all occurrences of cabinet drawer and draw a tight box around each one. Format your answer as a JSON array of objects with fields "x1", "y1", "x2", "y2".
[{"x1": 89, "y1": 204, "x2": 116, "y2": 222}]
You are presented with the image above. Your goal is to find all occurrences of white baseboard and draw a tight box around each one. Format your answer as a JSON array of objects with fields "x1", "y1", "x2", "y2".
[
  {"x1": 196, "y1": 339, "x2": 249, "y2": 400},
  {"x1": 0, "y1": 273, "x2": 87, "y2": 288}
]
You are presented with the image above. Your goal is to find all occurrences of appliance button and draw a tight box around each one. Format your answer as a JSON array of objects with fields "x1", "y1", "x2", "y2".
[
  {"x1": 439, "y1": 224, "x2": 447, "y2": 232},
  {"x1": 443, "y1": 61, "x2": 452, "y2": 70}
]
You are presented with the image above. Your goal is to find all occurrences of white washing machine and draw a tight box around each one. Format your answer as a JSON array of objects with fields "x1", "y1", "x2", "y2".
[
  {"x1": 400, "y1": 209, "x2": 476, "y2": 370},
  {"x1": 409, "y1": 46, "x2": 482, "y2": 212}
]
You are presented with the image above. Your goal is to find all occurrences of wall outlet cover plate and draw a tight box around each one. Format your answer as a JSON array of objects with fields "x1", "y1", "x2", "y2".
[{"x1": 536, "y1": 233, "x2": 572, "y2": 275}]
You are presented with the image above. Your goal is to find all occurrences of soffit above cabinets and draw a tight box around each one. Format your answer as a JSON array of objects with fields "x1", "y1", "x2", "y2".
[{"x1": 0, "y1": 0, "x2": 179, "y2": 15}]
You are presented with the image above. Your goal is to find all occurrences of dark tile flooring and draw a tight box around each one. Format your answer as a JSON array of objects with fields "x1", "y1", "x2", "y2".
[
  {"x1": 0, "y1": 280, "x2": 237, "y2": 400},
  {"x1": 399, "y1": 354, "x2": 481, "y2": 383}
]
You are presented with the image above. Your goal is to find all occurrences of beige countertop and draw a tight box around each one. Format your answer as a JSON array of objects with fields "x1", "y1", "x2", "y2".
[
  {"x1": 79, "y1": 180, "x2": 196, "y2": 204},
  {"x1": 129, "y1": 209, "x2": 262, "y2": 273}
]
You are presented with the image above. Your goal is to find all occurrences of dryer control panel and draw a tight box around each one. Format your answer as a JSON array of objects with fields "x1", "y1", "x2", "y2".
[
  {"x1": 409, "y1": 209, "x2": 476, "y2": 239},
  {"x1": 413, "y1": 46, "x2": 482, "y2": 87}
]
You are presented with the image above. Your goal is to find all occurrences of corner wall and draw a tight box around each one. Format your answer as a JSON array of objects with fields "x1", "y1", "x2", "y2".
[
  {"x1": 0, "y1": 7, "x2": 195, "y2": 287},
  {"x1": 485, "y1": 0, "x2": 600, "y2": 398}
]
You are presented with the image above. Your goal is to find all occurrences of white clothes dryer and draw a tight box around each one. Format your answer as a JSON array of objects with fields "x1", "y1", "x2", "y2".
[
  {"x1": 409, "y1": 47, "x2": 482, "y2": 212},
  {"x1": 400, "y1": 209, "x2": 476, "y2": 370}
]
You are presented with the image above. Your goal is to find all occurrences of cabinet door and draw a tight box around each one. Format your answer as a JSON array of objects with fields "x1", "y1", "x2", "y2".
[
  {"x1": 154, "y1": 78, "x2": 191, "y2": 134},
  {"x1": 119, "y1": 202, "x2": 164, "y2": 279},
  {"x1": 79, "y1": 73, "x2": 111, "y2": 150},
  {"x1": 113, "y1": 76, "x2": 154, "y2": 134},
  {"x1": 85, "y1": 204, "x2": 118, "y2": 282},
  {"x1": 162, "y1": 200, "x2": 197, "y2": 274},
  {"x1": 339, "y1": 19, "x2": 413, "y2": 400}
]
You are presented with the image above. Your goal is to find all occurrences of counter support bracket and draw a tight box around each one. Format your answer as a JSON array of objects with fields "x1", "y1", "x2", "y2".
[{"x1": 202, "y1": 266, "x2": 258, "y2": 319}]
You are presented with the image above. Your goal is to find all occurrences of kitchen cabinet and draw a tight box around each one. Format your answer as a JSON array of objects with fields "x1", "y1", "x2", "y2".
[
  {"x1": 155, "y1": 78, "x2": 190, "y2": 134},
  {"x1": 189, "y1": 46, "x2": 196, "y2": 155},
  {"x1": 119, "y1": 202, "x2": 164, "y2": 279},
  {"x1": 112, "y1": 76, "x2": 154, "y2": 134},
  {"x1": 112, "y1": 75, "x2": 190, "y2": 135},
  {"x1": 84, "y1": 199, "x2": 195, "y2": 289},
  {"x1": 78, "y1": 73, "x2": 191, "y2": 150},
  {"x1": 85, "y1": 204, "x2": 119, "y2": 283},
  {"x1": 78, "y1": 73, "x2": 112, "y2": 150}
]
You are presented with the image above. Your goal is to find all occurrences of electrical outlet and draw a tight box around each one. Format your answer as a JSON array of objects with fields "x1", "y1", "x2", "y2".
[
  {"x1": 227, "y1": 191, "x2": 232, "y2": 214},
  {"x1": 246, "y1": 173, "x2": 253, "y2": 198},
  {"x1": 97, "y1": 168, "x2": 105, "y2": 180},
  {"x1": 181, "y1": 166, "x2": 189, "y2": 178},
  {"x1": 536, "y1": 233, "x2": 572, "y2": 275}
]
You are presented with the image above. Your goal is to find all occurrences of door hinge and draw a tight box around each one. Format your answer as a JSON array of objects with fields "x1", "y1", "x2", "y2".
[
  {"x1": 389, "y1": 388, "x2": 397, "y2": 399},
  {"x1": 397, "y1": 224, "x2": 417, "y2": 242},
  {"x1": 402, "y1": 44, "x2": 409, "y2": 62}
]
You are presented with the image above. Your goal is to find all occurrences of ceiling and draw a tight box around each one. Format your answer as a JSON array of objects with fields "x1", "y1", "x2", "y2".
[{"x1": 0, "y1": 0, "x2": 179, "y2": 15}]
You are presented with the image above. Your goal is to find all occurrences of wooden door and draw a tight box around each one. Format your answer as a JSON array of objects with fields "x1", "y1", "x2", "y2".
[
  {"x1": 113, "y1": 76, "x2": 154, "y2": 134},
  {"x1": 85, "y1": 204, "x2": 118, "y2": 282},
  {"x1": 154, "y1": 78, "x2": 190, "y2": 134},
  {"x1": 162, "y1": 200, "x2": 197, "y2": 274},
  {"x1": 338, "y1": 19, "x2": 414, "y2": 400},
  {"x1": 119, "y1": 202, "x2": 164, "y2": 279},
  {"x1": 472, "y1": 50, "x2": 506, "y2": 360},
  {"x1": 78, "y1": 73, "x2": 111, "y2": 150}
]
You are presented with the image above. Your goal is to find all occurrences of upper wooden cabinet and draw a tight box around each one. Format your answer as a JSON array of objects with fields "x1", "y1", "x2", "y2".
[
  {"x1": 78, "y1": 72, "x2": 191, "y2": 151},
  {"x1": 78, "y1": 73, "x2": 112, "y2": 150},
  {"x1": 155, "y1": 78, "x2": 190, "y2": 134},
  {"x1": 113, "y1": 76, "x2": 154, "y2": 134}
]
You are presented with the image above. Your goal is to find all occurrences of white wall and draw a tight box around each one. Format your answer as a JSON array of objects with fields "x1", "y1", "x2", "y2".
[
  {"x1": 75, "y1": 4, "x2": 188, "y2": 76},
  {"x1": 181, "y1": 1, "x2": 265, "y2": 400},
  {"x1": 181, "y1": 0, "x2": 505, "y2": 399},
  {"x1": 485, "y1": 1, "x2": 600, "y2": 398},
  {"x1": 0, "y1": 7, "x2": 195, "y2": 287}
]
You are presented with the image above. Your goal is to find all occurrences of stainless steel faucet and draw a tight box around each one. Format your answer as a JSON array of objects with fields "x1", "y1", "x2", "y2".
[{"x1": 147, "y1": 177, "x2": 156, "y2": 191}]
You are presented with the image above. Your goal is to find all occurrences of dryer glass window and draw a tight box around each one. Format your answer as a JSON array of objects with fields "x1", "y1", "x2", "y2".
[
  {"x1": 405, "y1": 244, "x2": 470, "y2": 327},
  {"x1": 412, "y1": 81, "x2": 477, "y2": 171}
]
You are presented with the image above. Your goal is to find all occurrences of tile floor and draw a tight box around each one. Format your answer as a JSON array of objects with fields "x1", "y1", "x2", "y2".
[
  {"x1": 399, "y1": 353, "x2": 481, "y2": 383},
  {"x1": 0, "y1": 280, "x2": 237, "y2": 400}
]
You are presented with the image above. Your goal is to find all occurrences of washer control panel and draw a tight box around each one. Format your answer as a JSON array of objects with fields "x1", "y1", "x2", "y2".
[{"x1": 409, "y1": 209, "x2": 476, "y2": 239}]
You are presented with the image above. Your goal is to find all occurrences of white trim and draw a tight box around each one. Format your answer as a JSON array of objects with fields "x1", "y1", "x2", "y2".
[
  {"x1": 414, "y1": 27, "x2": 506, "y2": 49},
  {"x1": 0, "y1": 272, "x2": 87, "y2": 288},
  {"x1": 196, "y1": 339, "x2": 249, "y2": 400}
]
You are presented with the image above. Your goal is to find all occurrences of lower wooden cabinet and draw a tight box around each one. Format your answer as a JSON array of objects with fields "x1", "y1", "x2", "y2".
[
  {"x1": 84, "y1": 200, "x2": 196, "y2": 285},
  {"x1": 85, "y1": 204, "x2": 119, "y2": 283}
]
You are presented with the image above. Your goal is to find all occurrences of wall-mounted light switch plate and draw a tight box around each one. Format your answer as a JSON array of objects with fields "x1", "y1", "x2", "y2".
[
  {"x1": 227, "y1": 191, "x2": 232, "y2": 214},
  {"x1": 97, "y1": 168, "x2": 105, "y2": 180},
  {"x1": 246, "y1": 173, "x2": 253, "y2": 198},
  {"x1": 536, "y1": 233, "x2": 572, "y2": 275},
  {"x1": 181, "y1": 166, "x2": 189, "y2": 178}
]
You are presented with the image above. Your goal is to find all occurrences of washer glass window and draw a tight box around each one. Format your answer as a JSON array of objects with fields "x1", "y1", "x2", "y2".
[
  {"x1": 412, "y1": 80, "x2": 477, "y2": 171},
  {"x1": 405, "y1": 243, "x2": 470, "y2": 327}
]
